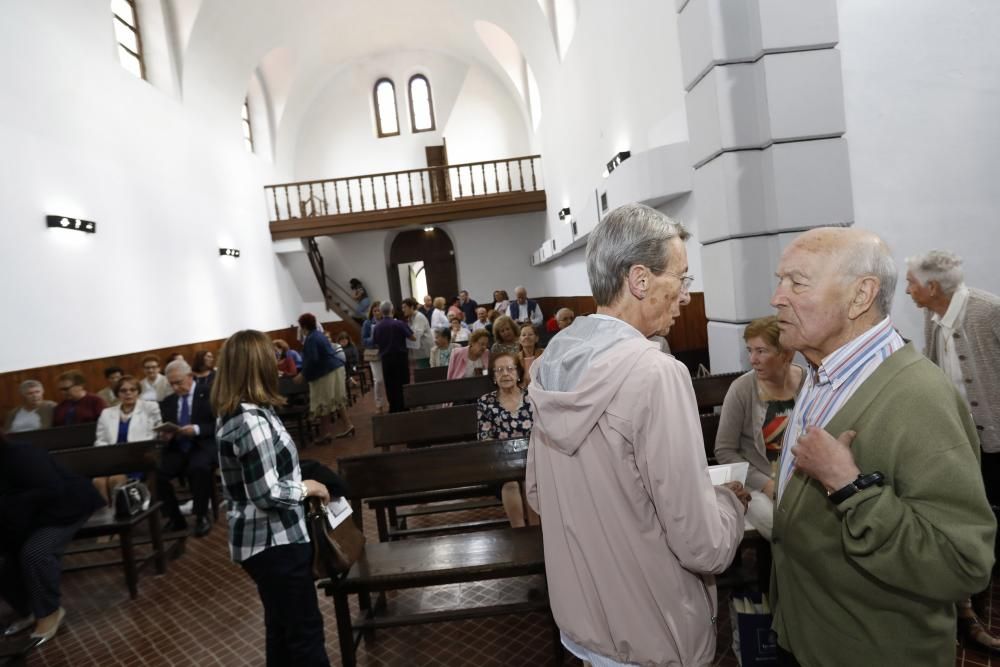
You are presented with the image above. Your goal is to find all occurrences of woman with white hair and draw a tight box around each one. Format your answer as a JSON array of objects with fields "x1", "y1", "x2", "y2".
[
  {"x1": 4, "y1": 381, "x2": 56, "y2": 433},
  {"x1": 526, "y1": 202, "x2": 748, "y2": 667}
]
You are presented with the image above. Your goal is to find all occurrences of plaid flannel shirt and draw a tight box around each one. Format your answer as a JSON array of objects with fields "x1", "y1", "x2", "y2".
[{"x1": 217, "y1": 404, "x2": 308, "y2": 563}]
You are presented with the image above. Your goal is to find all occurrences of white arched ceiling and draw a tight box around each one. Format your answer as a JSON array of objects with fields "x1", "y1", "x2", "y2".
[
  {"x1": 535, "y1": 0, "x2": 579, "y2": 62},
  {"x1": 178, "y1": 0, "x2": 559, "y2": 177}
]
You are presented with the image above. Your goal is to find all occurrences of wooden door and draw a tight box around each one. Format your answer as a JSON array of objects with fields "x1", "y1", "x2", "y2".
[{"x1": 425, "y1": 139, "x2": 450, "y2": 203}]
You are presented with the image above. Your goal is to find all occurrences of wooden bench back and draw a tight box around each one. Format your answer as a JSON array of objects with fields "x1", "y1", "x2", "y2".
[
  {"x1": 339, "y1": 438, "x2": 527, "y2": 502},
  {"x1": 691, "y1": 372, "x2": 741, "y2": 412},
  {"x1": 279, "y1": 377, "x2": 309, "y2": 397},
  {"x1": 403, "y1": 375, "x2": 494, "y2": 410},
  {"x1": 412, "y1": 366, "x2": 448, "y2": 383},
  {"x1": 700, "y1": 412, "x2": 721, "y2": 464},
  {"x1": 11, "y1": 422, "x2": 98, "y2": 451},
  {"x1": 52, "y1": 440, "x2": 161, "y2": 478},
  {"x1": 372, "y1": 403, "x2": 478, "y2": 448}
]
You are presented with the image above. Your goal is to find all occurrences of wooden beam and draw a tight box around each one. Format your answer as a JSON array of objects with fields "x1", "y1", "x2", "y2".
[{"x1": 269, "y1": 191, "x2": 546, "y2": 240}]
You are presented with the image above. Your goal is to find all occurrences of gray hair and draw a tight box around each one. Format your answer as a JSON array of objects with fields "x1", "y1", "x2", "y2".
[
  {"x1": 164, "y1": 359, "x2": 192, "y2": 376},
  {"x1": 906, "y1": 250, "x2": 964, "y2": 296},
  {"x1": 379, "y1": 301, "x2": 394, "y2": 317},
  {"x1": 556, "y1": 307, "x2": 574, "y2": 318},
  {"x1": 839, "y1": 236, "x2": 898, "y2": 317},
  {"x1": 19, "y1": 379, "x2": 42, "y2": 395},
  {"x1": 586, "y1": 203, "x2": 690, "y2": 306}
]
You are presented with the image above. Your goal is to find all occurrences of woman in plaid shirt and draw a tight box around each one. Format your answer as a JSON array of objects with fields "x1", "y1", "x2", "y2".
[{"x1": 212, "y1": 330, "x2": 331, "y2": 666}]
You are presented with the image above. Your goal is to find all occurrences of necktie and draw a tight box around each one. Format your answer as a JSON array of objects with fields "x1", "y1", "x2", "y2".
[{"x1": 178, "y1": 394, "x2": 192, "y2": 453}]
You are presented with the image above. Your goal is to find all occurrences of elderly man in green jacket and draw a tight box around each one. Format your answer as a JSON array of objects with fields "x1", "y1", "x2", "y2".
[{"x1": 768, "y1": 227, "x2": 995, "y2": 667}]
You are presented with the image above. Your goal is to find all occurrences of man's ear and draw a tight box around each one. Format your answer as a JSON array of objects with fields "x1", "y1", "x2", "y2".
[
  {"x1": 848, "y1": 276, "x2": 879, "y2": 320},
  {"x1": 627, "y1": 265, "x2": 648, "y2": 300}
]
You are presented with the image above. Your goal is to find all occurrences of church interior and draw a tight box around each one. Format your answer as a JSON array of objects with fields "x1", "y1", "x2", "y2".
[{"x1": 2, "y1": 0, "x2": 999, "y2": 665}]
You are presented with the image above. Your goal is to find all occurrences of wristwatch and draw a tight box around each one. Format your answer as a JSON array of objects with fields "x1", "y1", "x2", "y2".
[{"x1": 828, "y1": 472, "x2": 884, "y2": 505}]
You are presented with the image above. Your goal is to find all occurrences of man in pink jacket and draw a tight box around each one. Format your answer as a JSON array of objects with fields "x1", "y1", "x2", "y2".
[{"x1": 527, "y1": 203, "x2": 749, "y2": 666}]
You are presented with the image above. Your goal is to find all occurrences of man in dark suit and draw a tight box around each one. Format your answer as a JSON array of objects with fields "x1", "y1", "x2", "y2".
[{"x1": 158, "y1": 360, "x2": 216, "y2": 537}]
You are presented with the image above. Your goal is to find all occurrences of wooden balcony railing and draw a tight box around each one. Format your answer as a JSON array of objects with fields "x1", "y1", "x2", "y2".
[{"x1": 265, "y1": 155, "x2": 543, "y2": 223}]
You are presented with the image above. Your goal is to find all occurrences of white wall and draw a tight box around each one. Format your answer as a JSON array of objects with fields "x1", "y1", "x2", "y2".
[
  {"x1": 838, "y1": 0, "x2": 1000, "y2": 343},
  {"x1": 0, "y1": 0, "x2": 307, "y2": 371},
  {"x1": 293, "y1": 51, "x2": 530, "y2": 181}
]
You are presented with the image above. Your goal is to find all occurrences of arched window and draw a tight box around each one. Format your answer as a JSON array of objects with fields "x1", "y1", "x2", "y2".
[
  {"x1": 374, "y1": 78, "x2": 400, "y2": 138},
  {"x1": 112, "y1": 0, "x2": 145, "y2": 80},
  {"x1": 242, "y1": 98, "x2": 254, "y2": 153},
  {"x1": 408, "y1": 74, "x2": 436, "y2": 133}
]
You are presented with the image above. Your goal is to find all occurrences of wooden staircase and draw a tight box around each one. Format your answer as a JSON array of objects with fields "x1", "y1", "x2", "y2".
[{"x1": 305, "y1": 238, "x2": 362, "y2": 337}]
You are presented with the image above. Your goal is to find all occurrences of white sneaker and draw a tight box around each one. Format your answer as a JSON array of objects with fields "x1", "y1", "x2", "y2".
[
  {"x1": 179, "y1": 500, "x2": 194, "y2": 516},
  {"x1": 3, "y1": 614, "x2": 34, "y2": 636}
]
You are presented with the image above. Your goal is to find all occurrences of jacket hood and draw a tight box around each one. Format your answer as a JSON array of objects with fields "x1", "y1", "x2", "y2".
[{"x1": 528, "y1": 315, "x2": 657, "y2": 456}]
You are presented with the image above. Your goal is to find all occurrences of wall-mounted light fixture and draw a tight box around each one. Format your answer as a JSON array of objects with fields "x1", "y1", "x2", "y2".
[
  {"x1": 603, "y1": 150, "x2": 631, "y2": 177},
  {"x1": 47, "y1": 215, "x2": 96, "y2": 234},
  {"x1": 558, "y1": 207, "x2": 571, "y2": 221},
  {"x1": 219, "y1": 248, "x2": 241, "y2": 257},
  {"x1": 423, "y1": 226, "x2": 435, "y2": 232}
]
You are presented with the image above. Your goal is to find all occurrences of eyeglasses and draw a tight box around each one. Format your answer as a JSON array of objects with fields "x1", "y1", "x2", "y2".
[
  {"x1": 494, "y1": 366, "x2": 518, "y2": 376},
  {"x1": 664, "y1": 271, "x2": 695, "y2": 293}
]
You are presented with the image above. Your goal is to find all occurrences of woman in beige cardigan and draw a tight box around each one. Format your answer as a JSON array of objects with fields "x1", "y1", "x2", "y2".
[{"x1": 714, "y1": 315, "x2": 804, "y2": 540}]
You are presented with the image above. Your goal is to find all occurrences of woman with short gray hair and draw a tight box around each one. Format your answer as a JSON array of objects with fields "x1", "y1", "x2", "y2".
[{"x1": 527, "y1": 202, "x2": 747, "y2": 666}]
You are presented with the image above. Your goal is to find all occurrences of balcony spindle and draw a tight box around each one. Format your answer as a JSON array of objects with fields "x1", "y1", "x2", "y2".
[
  {"x1": 529, "y1": 159, "x2": 537, "y2": 191},
  {"x1": 493, "y1": 163, "x2": 500, "y2": 194},
  {"x1": 271, "y1": 187, "x2": 279, "y2": 221}
]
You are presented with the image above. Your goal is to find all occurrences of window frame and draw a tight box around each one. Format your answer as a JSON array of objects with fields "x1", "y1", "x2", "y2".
[
  {"x1": 408, "y1": 74, "x2": 436, "y2": 133},
  {"x1": 373, "y1": 78, "x2": 401, "y2": 138},
  {"x1": 112, "y1": 0, "x2": 146, "y2": 81},
  {"x1": 242, "y1": 97, "x2": 254, "y2": 153}
]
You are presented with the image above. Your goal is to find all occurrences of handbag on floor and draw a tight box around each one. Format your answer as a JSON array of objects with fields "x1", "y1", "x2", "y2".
[
  {"x1": 730, "y1": 591, "x2": 777, "y2": 665},
  {"x1": 304, "y1": 496, "x2": 365, "y2": 579}
]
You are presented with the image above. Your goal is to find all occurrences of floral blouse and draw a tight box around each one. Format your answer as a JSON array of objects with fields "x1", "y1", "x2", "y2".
[{"x1": 477, "y1": 389, "x2": 533, "y2": 440}]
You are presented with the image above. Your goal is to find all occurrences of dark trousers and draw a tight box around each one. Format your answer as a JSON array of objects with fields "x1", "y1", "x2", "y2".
[
  {"x1": 0, "y1": 517, "x2": 87, "y2": 619},
  {"x1": 381, "y1": 352, "x2": 409, "y2": 414},
  {"x1": 776, "y1": 644, "x2": 801, "y2": 666},
  {"x1": 157, "y1": 442, "x2": 217, "y2": 524},
  {"x1": 241, "y1": 543, "x2": 330, "y2": 667}
]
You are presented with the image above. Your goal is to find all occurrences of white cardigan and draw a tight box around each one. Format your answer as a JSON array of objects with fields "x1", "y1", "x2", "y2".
[{"x1": 95, "y1": 400, "x2": 163, "y2": 446}]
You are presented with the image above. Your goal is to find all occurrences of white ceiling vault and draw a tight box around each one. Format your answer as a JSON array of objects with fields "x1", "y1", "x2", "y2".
[{"x1": 172, "y1": 0, "x2": 563, "y2": 170}]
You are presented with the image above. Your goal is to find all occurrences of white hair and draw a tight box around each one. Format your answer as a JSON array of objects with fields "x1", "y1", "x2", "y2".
[
  {"x1": 164, "y1": 359, "x2": 192, "y2": 376},
  {"x1": 379, "y1": 301, "x2": 394, "y2": 317},
  {"x1": 906, "y1": 250, "x2": 964, "y2": 296},
  {"x1": 586, "y1": 203, "x2": 689, "y2": 306},
  {"x1": 19, "y1": 379, "x2": 42, "y2": 395},
  {"x1": 839, "y1": 237, "x2": 898, "y2": 317}
]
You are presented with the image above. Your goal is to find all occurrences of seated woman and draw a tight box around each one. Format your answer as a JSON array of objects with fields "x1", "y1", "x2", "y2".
[
  {"x1": 516, "y1": 323, "x2": 543, "y2": 383},
  {"x1": 714, "y1": 315, "x2": 804, "y2": 540},
  {"x1": 191, "y1": 350, "x2": 216, "y2": 386},
  {"x1": 476, "y1": 352, "x2": 539, "y2": 528},
  {"x1": 430, "y1": 328, "x2": 458, "y2": 368},
  {"x1": 448, "y1": 313, "x2": 470, "y2": 344},
  {"x1": 93, "y1": 375, "x2": 163, "y2": 505},
  {"x1": 0, "y1": 433, "x2": 105, "y2": 646},
  {"x1": 490, "y1": 315, "x2": 520, "y2": 357},
  {"x1": 272, "y1": 339, "x2": 298, "y2": 377},
  {"x1": 492, "y1": 289, "x2": 510, "y2": 316},
  {"x1": 447, "y1": 329, "x2": 491, "y2": 379}
]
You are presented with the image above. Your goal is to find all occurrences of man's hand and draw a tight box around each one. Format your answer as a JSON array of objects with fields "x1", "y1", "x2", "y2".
[
  {"x1": 721, "y1": 481, "x2": 752, "y2": 514},
  {"x1": 293, "y1": 373, "x2": 305, "y2": 385},
  {"x1": 791, "y1": 426, "x2": 860, "y2": 492},
  {"x1": 177, "y1": 425, "x2": 197, "y2": 438}
]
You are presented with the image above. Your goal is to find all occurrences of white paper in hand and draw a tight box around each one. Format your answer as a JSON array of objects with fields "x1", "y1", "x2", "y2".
[
  {"x1": 708, "y1": 462, "x2": 749, "y2": 486},
  {"x1": 325, "y1": 497, "x2": 353, "y2": 530}
]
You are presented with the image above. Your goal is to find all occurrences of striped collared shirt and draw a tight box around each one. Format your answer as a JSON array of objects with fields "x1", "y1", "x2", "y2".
[
  {"x1": 776, "y1": 317, "x2": 904, "y2": 503},
  {"x1": 217, "y1": 404, "x2": 309, "y2": 563}
]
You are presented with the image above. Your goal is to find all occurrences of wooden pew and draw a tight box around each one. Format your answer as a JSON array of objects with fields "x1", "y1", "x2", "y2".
[
  {"x1": 402, "y1": 374, "x2": 494, "y2": 410},
  {"x1": 51, "y1": 440, "x2": 179, "y2": 599},
  {"x1": 323, "y1": 439, "x2": 560, "y2": 667},
  {"x1": 10, "y1": 422, "x2": 98, "y2": 451},
  {"x1": 412, "y1": 366, "x2": 447, "y2": 383},
  {"x1": 277, "y1": 376, "x2": 312, "y2": 446},
  {"x1": 691, "y1": 371, "x2": 741, "y2": 413},
  {"x1": 371, "y1": 403, "x2": 478, "y2": 450}
]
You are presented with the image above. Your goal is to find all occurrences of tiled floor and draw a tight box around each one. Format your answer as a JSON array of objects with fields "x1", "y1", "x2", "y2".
[{"x1": 3, "y1": 384, "x2": 998, "y2": 666}]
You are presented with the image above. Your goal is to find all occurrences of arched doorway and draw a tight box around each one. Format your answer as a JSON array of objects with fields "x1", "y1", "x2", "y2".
[{"x1": 387, "y1": 228, "x2": 459, "y2": 310}]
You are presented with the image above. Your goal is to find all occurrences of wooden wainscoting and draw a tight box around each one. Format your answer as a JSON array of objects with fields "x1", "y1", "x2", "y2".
[
  {"x1": 0, "y1": 322, "x2": 360, "y2": 418},
  {"x1": 534, "y1": 293, "x2": 707, "y2": 353}
]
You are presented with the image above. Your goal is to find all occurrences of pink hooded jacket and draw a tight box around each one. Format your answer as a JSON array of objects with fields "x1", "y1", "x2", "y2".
[{"x1": 526, "y1": 315, "x2": 744, "y2": 666}]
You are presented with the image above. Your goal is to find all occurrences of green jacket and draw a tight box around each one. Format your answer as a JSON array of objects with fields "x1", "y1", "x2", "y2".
[{"x1": 771, "y1": 343, "x2": 996, "y2": 667}]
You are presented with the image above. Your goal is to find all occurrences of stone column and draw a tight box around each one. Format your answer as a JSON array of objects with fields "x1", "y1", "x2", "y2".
[{"x1": 675, "y1": 0, "x2": 853, "y2": 372}]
